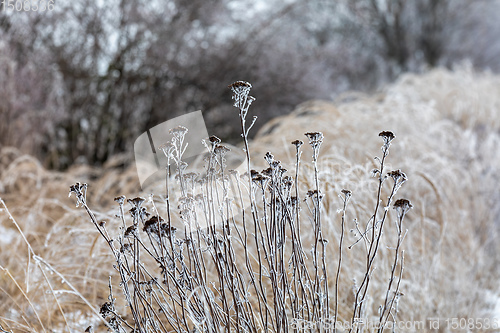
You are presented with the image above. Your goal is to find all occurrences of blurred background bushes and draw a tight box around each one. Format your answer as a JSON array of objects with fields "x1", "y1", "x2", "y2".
[{"x1": 0, "y1": 0, "x2": 498, "y2": 169}]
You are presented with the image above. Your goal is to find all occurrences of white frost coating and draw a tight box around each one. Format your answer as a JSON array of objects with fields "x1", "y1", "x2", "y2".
[{"x1": 0, "y1": 225, "x2": 16, "y2": 244}]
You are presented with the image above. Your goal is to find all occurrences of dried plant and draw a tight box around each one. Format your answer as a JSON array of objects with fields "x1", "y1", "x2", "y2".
[
  {"x1": 67, "y1": 82, "x2": 412, "y2": 332},
  {"x1": 3, "y1": 68, "x2": 500, "y2": 332}
]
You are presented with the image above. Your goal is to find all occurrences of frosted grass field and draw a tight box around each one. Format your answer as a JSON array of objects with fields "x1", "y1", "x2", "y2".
[{"x1": 1, "y1": 67, "x2": 500, "y2": 332}]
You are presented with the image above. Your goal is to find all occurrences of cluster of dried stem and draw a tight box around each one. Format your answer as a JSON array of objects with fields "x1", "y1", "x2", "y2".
[{"x1": 70, "y1": 82, "x2": 412, "y2": 333}]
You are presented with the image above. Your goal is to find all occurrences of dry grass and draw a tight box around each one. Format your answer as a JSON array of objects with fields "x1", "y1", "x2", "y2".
[{"x1": 1, "y1": 66, "x2": 500, "y2": 332}]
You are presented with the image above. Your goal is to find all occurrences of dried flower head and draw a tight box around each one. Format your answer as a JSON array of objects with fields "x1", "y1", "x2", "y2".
[
  {"x1": 291, "y1": 140, "x2": 304, "y2": 149},
  {"x1": 183, "y1": 172, "x2": 199, "y2": 182},
  {"x1": 264, "y1": 152, "x2": 274, "y2": 164},
  {"x1": 100, "y1": 302, "x2": 114, "y2": 318},
  {"x1": 120, "y1": 243, "x2": 133, "y2": 255},
  {"x1": 250, "y1": 169, "x2": 261, "y2": 180},
  {"x1": 261, "y1": 167, "x2": 273, "y2": 178},
  {"x1": 169, "y1": 125, "x2": 188, "y2": 137},
  {"x1": 306, "y1": 189, "x2": 320, "y2": 198},
  {"x1": 305, "y1": 132, "x2": 324, "y2": 145},
  {"x1": 124, "y1": 225, "x2": 137, "y2": 238},
  {"x1": 388, "y1": 170, "x2": 407, "y2": 183},
  {"x1": 158, "y1": 142, "x2": 175, "y2": 158},
  {"x1": 341, "y1": 189, "x2": 352, "y2": 199},
  {"x1": 379, "y1": 131, "x2": 395, "y2": 145},
  {"x1": 214, "y1": 144, "x2": 231, "y2": 156},
  {"x1": 69, "y1": 182, "x2": 88, "y2": 207},
  {"x1": 228, "y1": 81, "x2": 254, "y2": 110},
  {"x1": 305, "y1": 132, "x2": 324, "y2": 161},
  {"x1": 393, "y1": 198, "x2": 413, "y2": 218},
  {"x1": 209, "y1": 135, "x2": 221, "y2": 144},
  {"x1": 228, "y1": 81, "x2": 252, "y2": 94},
  {"x1": 128, "y1": 197, "x2": 145, "y2": 208},
  {"x1": 114, "y1": 195, "x2": 126, "y2": 205}
]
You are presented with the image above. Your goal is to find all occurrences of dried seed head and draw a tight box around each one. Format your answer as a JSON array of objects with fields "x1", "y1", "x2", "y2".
[
  {"x1": 306, "y1": 189, "x2": 320, "y2": 198},
  {"x1": 143, "y1": 216, "x2": 176, "y2": 242},
  {"x1": 228, "y1": 80, "x2": 252, "y2": 91},
  {"x1": 169, "y1": 125, "x2": 188, "y2": 137},
  {"x1": 120, "y1": 243, "x2": 133, "y2": 255},
  {"x1": 158, "y1": 142, "x2": 175, "y2": 158},
  {"x1": 209, "y1": 135, "x2": 221, "y2": 144},
  {"x1": 341, "y1": 189, "x2": 352, "y2": 198},
  {"x1": 69, "y1": 182, "x2": 88, "y2": 207},
  {"x1": 214, "y1": 144, "x2": 231, "y2": 156},
  {"x1": 291, "y1": 140, "x2": 304, "y2": 149},
  {"x1": 229, "y1": 81, "x2": 251, "y2": 88},
  {"x1": 387, "y1": 170, "x2": 407, "y2": 185},
  {"x1": 114, "y1": 195, "x2": 126, "y2": 205},
  {"x1": 305, "y1": 132, "x2": 324, "y2": 161},
  {"x1": 379, "y1": 131, "x2": 395, "y2": 145},
  {"x1": 270, "y1": 160, "x2": 281, "y2": 170},
  {"x1": 99, "y1": 302, "x2": 114, "y2": 318},
  {"x1": 393, "y1": 198, "x2": 413, "y2": 217},
  {"x1": 128, "y1": 197, "x2": 146, "y2": 208},
  {"x1": 261, "y1": 167, "x2": 273, "y2": 178},
  {"x1": 228, "y1": 81, "x2": 253, "y2": 109},
  {"x1": 208, "y1": 135, "x2": 221, "y2": 151},
  {"x1": 305, "y1": 132, "x2": 324, "y2": 144},
  {"x1": 195, "y1": 193, "x2": 206, "y2": 203},
  {"x1": 251, "y1": 170, "x2": 268, "y2": 184},
  {"x1": 264, "y1": 152, "x2": 274, "y2": 164},
  {"x1": 183, "y1": 172, "x2": 199, "y2": 182},
  {"x1": 124, "y1": 225, "x2": 137, "y2": 238}
]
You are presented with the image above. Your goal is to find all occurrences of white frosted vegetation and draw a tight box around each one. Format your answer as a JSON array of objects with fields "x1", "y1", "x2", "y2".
[{"x1": 0, "y1": 67, "x2": 499, "y2": 331}]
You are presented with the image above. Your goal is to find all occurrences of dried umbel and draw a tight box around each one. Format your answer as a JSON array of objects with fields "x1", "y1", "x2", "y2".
[
  {"x1": 169, "y1": 125, "x2": 188, "y2": 138},
  {"x1": 127, "y1": 197, "x2": 145, "y2": 208},
  {"x1": 99, "y1": 302, "x2": 114, "y2": 318},
  {"x1": 158, "y1": 142, "x2": 175, "y2": 159},
  {"x1": 207, "y1": 135, "x2": 222, "y2": 152},
  {"x1": 143, "y1": 215, "x2": 175, "y2": 244},
  {"x1": 208, "y1": 135, "x2": 221, "y2": 144},
  {"x1": 69, "y1": 182, "x2": 88, "y2": 207},
  {"x1": 393, "y1": 198, "x2": 413, "y2": 218},
  {"x1": 228, "y1": 81, "x2": 253, "y2": 107},
  {"x1": 341, "y1": 189, "x2": 352, "y2": 200},
  {"x1": 305, "y1": 132, "x2": 324, "y2": 162},
  {"x1": 387, "y1": 169, "x2": 408, "y2": 194},
  {"x1": 291, "y1": 139, "x2": 304, "y2": 149},
  {"x1": 228, "y1": 81, "x2": 255, "y2": 118},
  {"x1": 379, "y1": 130, "x2": 395, "y2": 152},
  {"x1": 264, "y1": 151, "x2": 274, "y2": 164},
  {"x1": 114, "y1": 195, "x2": 126, "y2": 205},
  {"x1": 379, "y1": 131, "x2": 395, "y2": 144},
  {"x1": 214, "y1": 144, "x2": 230, "y2": 158}
]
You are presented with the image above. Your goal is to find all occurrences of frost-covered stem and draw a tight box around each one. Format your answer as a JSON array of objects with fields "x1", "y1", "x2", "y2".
[
  {"x1": 379, "y1": 199, "x2": 411, "y2": 331},
  {"x1": 334, "y1": 190, "x2": 351, "y2": 333}
]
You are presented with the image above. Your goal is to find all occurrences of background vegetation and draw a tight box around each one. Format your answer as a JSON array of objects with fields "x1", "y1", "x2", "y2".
[{"x1": 1, "y1": 0, "x2": 500, "y2": 168}]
